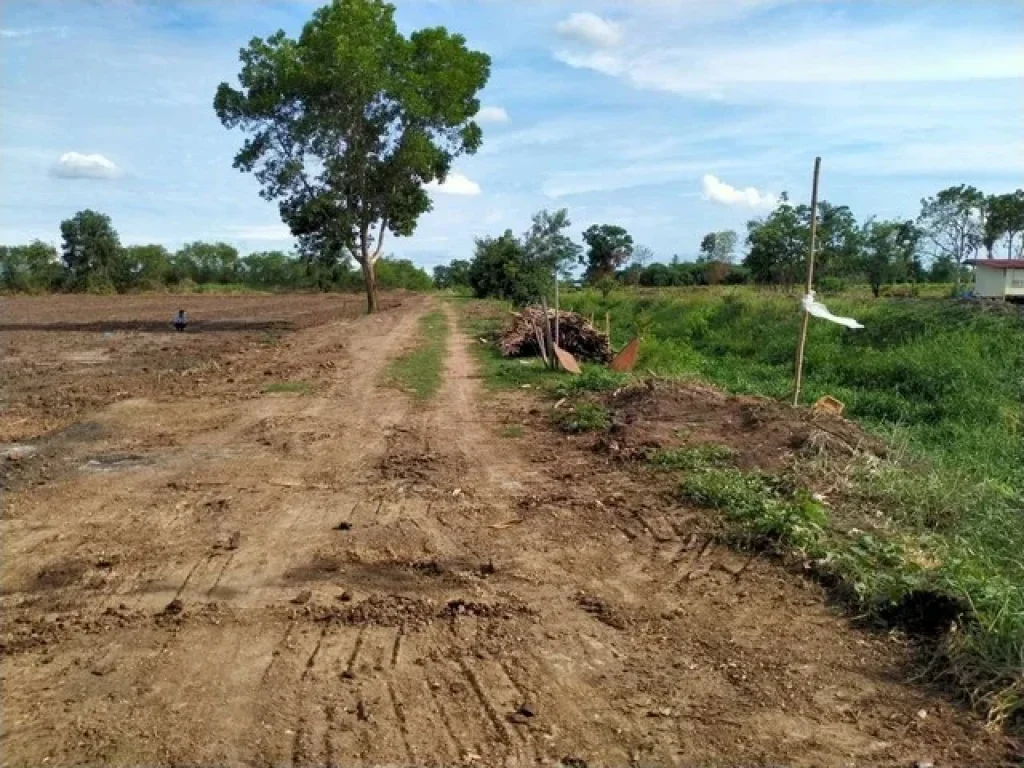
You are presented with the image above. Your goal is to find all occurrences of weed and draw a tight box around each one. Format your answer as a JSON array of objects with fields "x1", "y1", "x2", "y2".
[
  {"x1": 554, "y1": 402, "x2": 609, "y2": 433},
  {"x1": 263, "y1": 380, "x2": 312, "y2": 394},
  {"x1": 680, "y1": 467, "x2": 827, "y2": 552},
  {"x1": 500, "y1": 424, "x2": 525, "y2": 438},
  {"x1": 554, "y1": 366, "x2": 630, "y2": 397},
  {"x1": 651, "y1": 443, "x2": 734, "y2": 471}
]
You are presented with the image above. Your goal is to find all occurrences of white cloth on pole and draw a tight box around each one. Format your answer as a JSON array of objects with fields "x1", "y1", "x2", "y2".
[{"x1": 801, "y1": 291, "x2": 863, "y2": 329}]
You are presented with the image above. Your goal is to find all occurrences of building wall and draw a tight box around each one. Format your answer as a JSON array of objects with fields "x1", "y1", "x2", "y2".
[
  {"x1": 1007, "y1": 269, "x2": 1024, "y2": 297},
  {"x1": 975, "y1": 266, "x2": 1007, "y2": 297}
]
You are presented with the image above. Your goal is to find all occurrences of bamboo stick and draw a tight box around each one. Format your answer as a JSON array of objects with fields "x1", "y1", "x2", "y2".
[{"x1": 793, "y1": 156, "x2": 822, "y2": 406}]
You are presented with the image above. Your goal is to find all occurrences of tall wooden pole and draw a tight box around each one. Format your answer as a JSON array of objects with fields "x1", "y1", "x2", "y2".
[
  {"x1": 553, "y1": 267, "x2": 560, "y2": 348},
  {"x1": 792, "y1": 156, "x2": 821, "y2": 407}
]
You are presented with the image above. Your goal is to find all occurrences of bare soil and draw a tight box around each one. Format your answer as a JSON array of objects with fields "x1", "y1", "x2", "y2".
[{"x1": 0, "y1": 294, "x2": 1016, "y2": 767}]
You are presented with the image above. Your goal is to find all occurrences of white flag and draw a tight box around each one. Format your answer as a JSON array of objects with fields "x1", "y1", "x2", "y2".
[{"x1": 801, "y1": 291, "x2": 863, "y2": 329}]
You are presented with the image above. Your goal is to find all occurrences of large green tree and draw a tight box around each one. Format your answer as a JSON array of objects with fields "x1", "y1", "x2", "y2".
[
  {"x1": 744, "y1": 196, "x2": 861, "y2": 285},
  {"x1": 581, "y1": 224, "x2": 633, "y2": 283},
  {"x1": 917, "y1": 185, "x2": 985, "y2": 292},
  {"x1": 861, "y1": 218, "x2": 920, "y2": 297},
  {"x1": 174, "y1": 241, "x2": 240, "y2": 284},
  {"x1": 743, "y1": 195, "x2": 806, "y2": 285},
  {"x1": 242, "y1": 250, "x2": 304, "y2": 287},
  {"x1": 117, "y1": 244, "x2": 171, "y2": 290},
  {"x1": 698, "y1": 230, "x2": 737, "y2": 264},
  {"x1": 983, "y1": 190, "x2": 1024, "y2": 259},
  {"x1": 0, "y1": 241, "x2": 63, "y2": 292},
  {"x1": 814, "y1": 202, "x2": 861, "y2": 278},
  {"x1": 214, "y1": 0, "x2": 491, "y2": 312},
  {"x1": 523, "y1": 208, "x2": 581, "y2": 282},
  {"x1": 432, "y1": 259, "x2": 470, "y2": 289},
  {"x1": 59, "y1": 210, "x2": 121, "y2": 291}
]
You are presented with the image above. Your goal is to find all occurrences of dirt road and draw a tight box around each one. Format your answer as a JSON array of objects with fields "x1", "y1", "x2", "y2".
[{"x1": 0, "y1": 296, "x2": 1012, "y2": 766}]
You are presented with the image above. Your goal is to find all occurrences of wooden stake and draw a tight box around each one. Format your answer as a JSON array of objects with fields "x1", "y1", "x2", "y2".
[
  {"x1": 604, "y1": 311, "x2": 610, "y2": 338},
  {"x1": 541, "y1": 296, "x2": 555, "y2": 369},
  {"x1": 531, "y1": 320, "x2": 549, "y2": 367},
  {"x1": 554, "y1": 269, "x2": 560, "y2": 348},
  {"x1": 793, "y1": 156, "x2": 821, "y2": 407}
]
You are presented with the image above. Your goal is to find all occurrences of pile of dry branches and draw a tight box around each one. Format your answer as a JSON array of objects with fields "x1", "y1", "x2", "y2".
[{"x1": 499, "y1": 306, "x2": 612, "y2": 363}]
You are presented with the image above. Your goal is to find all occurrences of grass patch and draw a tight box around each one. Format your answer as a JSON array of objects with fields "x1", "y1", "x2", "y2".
[
  {"x1": 387, "y1": 309, "x2": 449, "y2": 401},
  {"x1": 553, "y1": 402, "x2": 609, "y2": 433},
  {"x1": 263, "y1": 380, "x2": 312, "y2": 394},
  {"x1": 651, "y1": 443, "x2": 735, "y2": 471},
  {"x1": 500, "y1": 424, "x2": 525, "y2": 438}
]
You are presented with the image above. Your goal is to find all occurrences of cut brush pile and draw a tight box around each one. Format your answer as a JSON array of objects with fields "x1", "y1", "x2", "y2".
[{"x1": 498, "y1": 306, "x2": 612, "y2": 363}]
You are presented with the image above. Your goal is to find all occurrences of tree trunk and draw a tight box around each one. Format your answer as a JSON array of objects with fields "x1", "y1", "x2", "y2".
[{"x1": 360, "y1": 258, "x2": 379, "y2": 314}]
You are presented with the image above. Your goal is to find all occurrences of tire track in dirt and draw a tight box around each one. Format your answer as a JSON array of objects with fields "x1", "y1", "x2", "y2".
[{"x1": 1, "y1": 296, "x2": 1014, "y2": 767}]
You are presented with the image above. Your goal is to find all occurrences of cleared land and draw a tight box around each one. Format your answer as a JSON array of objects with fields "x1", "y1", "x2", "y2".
[{"x1": 0, "y1": 294, "x2": 1017, "y2": 766}]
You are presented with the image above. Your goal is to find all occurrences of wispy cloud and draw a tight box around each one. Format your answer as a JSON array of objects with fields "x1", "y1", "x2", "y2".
[
  {"x1": 556, "y1": 12, "x2": 622, "y2": 48},
  {"x1": 555, "y1": 19, "x2": 1024, "y2": 99},
  {"x1": 701, "y1": 174, "x2": 776, "y2": 209},
  {"x1": 427, "y1": 172, "x2": 482, "y2": 196},
  {"x1": 51, "y1": 152, "x2": 121, "y2": 180},
  {"x1": 477, "y1": 105, "x2": 509, "y2": 124}
]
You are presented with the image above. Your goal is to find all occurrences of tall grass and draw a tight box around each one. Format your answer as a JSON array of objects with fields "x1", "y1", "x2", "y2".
[{"x1": 562, "y1": 287, "x2": 1024, "y2": 724}]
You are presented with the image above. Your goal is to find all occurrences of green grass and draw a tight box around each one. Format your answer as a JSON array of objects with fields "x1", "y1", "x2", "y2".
[
  {"x1": 651, "y1": 443, "x2": 735, "y2": 471},
  {"x1": 387, "y1": 309, "x2": 449, "y2": 401},
  {"x1": 264, "y1": 380, "x2": 312, "y2": 394},
  {"x1": 553, "y1": 402, "x2": 609, "y2": 433},
  {"x1": 500, "y1": 424, "x2": 525, "y2": 438},
  {"x1": 559, "y1": 286, "x2": 1024, "y2": 726}
]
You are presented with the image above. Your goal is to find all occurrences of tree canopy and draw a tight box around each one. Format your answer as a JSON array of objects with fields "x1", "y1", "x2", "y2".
[
  {"x1": 213, "y1": 0, "x2": 491, "y2": 312},
  {"x1": 60, "y1": 209, "x2": 122, "y2": 292},
  {"x1": 917, "y1": 185, "x2": 985, "y2": 290},
  {"x1": 984, "y1": 190, "x2": 1024, "y2": 259},
  {"x1": 582, "y1": 224, "x2": 633, "y2": 283},
  {"x1": 698, "y1": 230, "x2": 737, "y2": 264}
]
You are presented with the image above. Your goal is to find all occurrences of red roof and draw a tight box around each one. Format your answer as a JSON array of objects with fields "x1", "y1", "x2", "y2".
[{"x1": 965, "y1": 259, "x2": 1024, "y2": 269}]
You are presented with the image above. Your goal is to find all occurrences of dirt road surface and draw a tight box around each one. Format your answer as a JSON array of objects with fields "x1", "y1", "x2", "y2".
[{"x1": 1, "y1": 295, "x2": 1014, "y2": 766}]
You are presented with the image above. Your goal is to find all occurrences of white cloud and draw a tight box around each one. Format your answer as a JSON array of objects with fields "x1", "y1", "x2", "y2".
[
  {"x1": 51, "y1": 152, "x2": 120, "y2": 180},
  {"x1": 556, "y1": 12, "x2": 623, "y2": 48},
  {"x1": 477, "y1": 106, "x2": 509, "y2": 124},
  {"x1": 555, "y1": 22, "x2": 1024, "y2": 99},
  {"x1": 1, "y1": 28, "x2": 30, "y2": 38},
  {"x1": 701, "y1": 174, "x2": 776, "y2": 209},
  {"x1": 427, "y1": 172, "x2": 482, "y2": 196}
]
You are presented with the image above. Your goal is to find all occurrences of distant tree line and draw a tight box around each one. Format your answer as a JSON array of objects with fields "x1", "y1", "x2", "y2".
[
  {"x1": 0, "y1": 209, "x2": 432, "y2": 294},
  {"x1": 435, "y1": 185, "x2": 1023, "y2": 303}
]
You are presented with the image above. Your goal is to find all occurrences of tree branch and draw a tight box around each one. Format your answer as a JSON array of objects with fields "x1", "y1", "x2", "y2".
[{"x1": 370, "y1": 214, "x2": 389, "y2": 263}]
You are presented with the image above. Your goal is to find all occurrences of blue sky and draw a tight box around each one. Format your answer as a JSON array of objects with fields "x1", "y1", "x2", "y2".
[{"x1": 2, "y1": 0, "x2": 1022, "y2": 269}]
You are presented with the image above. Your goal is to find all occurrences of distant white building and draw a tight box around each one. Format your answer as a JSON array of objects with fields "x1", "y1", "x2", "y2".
[{"x1": 966, "y1": 259, "x2": 1024, "y2": 300}]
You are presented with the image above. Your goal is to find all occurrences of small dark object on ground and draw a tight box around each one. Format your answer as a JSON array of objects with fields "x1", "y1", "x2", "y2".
[
  {"x1": 334, "y1": 521, "x2": 352, "y2": 531},
  {"x1": 163, "y1": 598, "x2": 184, "y2": 615},
  {"x1": 291, "y1": 590, "x2": 312, "y2": 605},
  {"x1": 480, "y1": 559, "x2": 496, "y2": 576}
]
